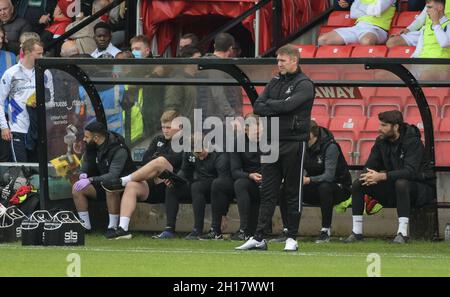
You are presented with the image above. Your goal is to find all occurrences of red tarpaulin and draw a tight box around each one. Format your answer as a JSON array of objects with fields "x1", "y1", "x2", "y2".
[{"x1": 141, "y1": 0, "x2": 329, "y2": 56}]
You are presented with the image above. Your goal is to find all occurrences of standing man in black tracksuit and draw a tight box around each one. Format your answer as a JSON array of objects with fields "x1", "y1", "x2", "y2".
[
  {"x1": 236, "y1": 44, "x2": 315, "y2": 252},
  {"x1": 303, "y1": 120, "x2": 352, "y2": 243},
  {"x1": 72, "y1": 121, "x2": 136, "y2": 238},
  {"x1": 345, "y1": 110, "x2": 435, "y2": 244}
]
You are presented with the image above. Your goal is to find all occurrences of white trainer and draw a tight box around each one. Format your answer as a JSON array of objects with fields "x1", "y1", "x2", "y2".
[
  {"x1": 283, "y1": 238, "x2": 298, "y2": 251},
  {"x1": 235, "y1": 237, "x2": 268, "y2": 250}
]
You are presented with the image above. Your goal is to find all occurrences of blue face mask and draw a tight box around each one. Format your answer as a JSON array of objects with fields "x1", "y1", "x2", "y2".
[{"x1": 132, "y1": 49, "x2": 142, "y2": 59}]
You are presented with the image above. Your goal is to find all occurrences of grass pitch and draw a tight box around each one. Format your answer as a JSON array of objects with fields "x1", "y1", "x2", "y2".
[{"x1": 1, "y1": 233, "x2": 450, "y2": 277}]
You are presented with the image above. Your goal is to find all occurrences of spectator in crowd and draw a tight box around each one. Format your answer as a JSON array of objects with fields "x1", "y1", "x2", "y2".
[
  {"x1": 65, "y1": 2, "x2": 97, "y2": 55},
  {"x1": 236, "y1": 44, "x2": 315, "y2": 252},
  {"x1": 302, "y1": 120, "x2": 352, "y2": 243},
  {"x1": 91, "y1": 21, "x2": 120, "y2": 58},
  {"x1": 386, "y1": 5, "x2": 426, "y2": 48},
  {"x1": 345, "y1": 110, "x2": 435, "y2": 244},
  {"x1": 14, "y1": 0, "x2": 56, "y2": 35},
  {"x1": 318, "y1": 0, "x2": 396, "y2": 46},
  {"x1": 179, "y1": 32, "x2": 199, "y2": 50},
  {"x1": 130, "y1": 34, "x2": 152, "y2": 58},
  {"x1": 164, "y1": 45, "x2": 201, "y2": 123},
  {"x1": 334, "y1": 0, "x2": 355, "y2": 10},
  {"x1": 109, "y1": 0, "x2": 125, "y2": 48},
  {"x1": 60, "y1": 39, "x2": 79, "y2": 57},
  {"x1": 0, "y1": 24, "x2": 14, "y2": 162},
  {"x1": 230, "y1": 41, "x2": 242, "y2": 57},
  {"x1": 101, "y1": 111, "x2": 184, "y2": 239},
  {"x1": 0, "y1": 39, "x2": 53, "y2": 162},
  {"x1": 0, "y1": 0, "x2": 32, "y2": 54},
  {"x1": 40, "y1": 0, "x2": 73, "y2": 56},
  {"x1": 198, "y1": 32, "x2": 240, "y2": 120},
  {"x1": 72, "y1": 121, "x2": 136, "y2": 237},
  {"x1": 229, "y1": 113, "x2": 262, "y2": 241}
]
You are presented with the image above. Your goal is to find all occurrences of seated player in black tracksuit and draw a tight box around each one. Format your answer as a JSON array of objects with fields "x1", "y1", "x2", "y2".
[
  {"x1": 302, "y1": 120, "x2": 352, "y2": 243},
  {"x1": 155, "y1": 134, "x2": 233, "y2": 240},
  {"x1": 101, "y1": 110, "x2": 183, "y2": 239},
  {"x1": 345, "y1": 110, "x2": 435, "y2": 244},
  {"x1": 229, "y1": 113, "x2": 262, "y2": 241}
]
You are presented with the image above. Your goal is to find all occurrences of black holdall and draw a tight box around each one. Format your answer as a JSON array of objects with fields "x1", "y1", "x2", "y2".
[
  {"x1": 21, "y1": 210, "x2": 53, "y2": 246},
  {"x1": 43, "y1": 211, "x2": 85, "y2": 246}
]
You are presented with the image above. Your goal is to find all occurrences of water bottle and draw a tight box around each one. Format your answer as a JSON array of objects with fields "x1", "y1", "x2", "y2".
[{"x1": 445, "y1": 224, "x2": 450, "y2": 241}]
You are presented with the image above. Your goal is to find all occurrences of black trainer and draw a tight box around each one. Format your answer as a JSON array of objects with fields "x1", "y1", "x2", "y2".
[
  {"x1": 110, "y1": 227, "x2": 132, "y2": 239},
  {"x1": 199, "y1": 230, "x2": 223, "y2": 240},
  {"x1": 185, "y1": 230, "x2": 201, "y2": 240},
  {"x1": 105, "y1": 228, "x2": 117, "y2": 239},
  {"x1": 230, "y1": 230, "x2": 248, "y2": 241},
  {"x1": 344, "y1": 232, "x2": 364, "y2": 243},
  {"x1": 315, "y1": 231, "x2": 330, "y2": 243},
  {"x1": 392, "y1": 233, "x2": 408, "y2": 244},
  {"x1": 101, "y1": 178, "x2": 125, "y2": 193}
]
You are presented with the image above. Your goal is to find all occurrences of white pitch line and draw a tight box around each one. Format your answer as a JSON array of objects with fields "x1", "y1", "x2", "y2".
[{"x1": 0, "y1": 245, "x2": 449, "y2": 260}]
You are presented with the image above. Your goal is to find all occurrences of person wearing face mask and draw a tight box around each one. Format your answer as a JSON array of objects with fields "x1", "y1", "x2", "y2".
[
  {"x1": 130, "y1": 35, "x2": 152, "y2": 59},
  {"x1": 344, "y1": 110, "x2": 435, "y2": 244},
  {"x1": 72, "y1": 121, "x2": 136, "y2": 238}
]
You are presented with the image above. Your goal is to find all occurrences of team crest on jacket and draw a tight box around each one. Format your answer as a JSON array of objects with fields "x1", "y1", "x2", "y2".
[
  {"x1": 188, "y1": 155, "x2": 196, "y2": 163},
  {"x1": 285, "y1": 85, "x2": 294, "y2": 94},
  {"x1": 317, "y1": 156, "x2": 323, "y2": 164},
  {"x1": 157, "y1": 141, "x2": 164, "y2": 147}
]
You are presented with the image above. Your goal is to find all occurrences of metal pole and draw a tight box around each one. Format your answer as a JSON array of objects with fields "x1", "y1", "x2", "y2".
[
  {"x1": 35, "y1": 63, "x2": 49, "y2": 210},
  {"x1": 255, "y1": 1, "x2": 260, "y2": 57},
  {"x1": 272, "y1": 0, "x2": 282, "y2": 49},
  {"x1": 136, "y1": 0, "x2": 143, "y2": 35},
  {"x1": 125, "y1": 0, "x2": 137, "y2": 44}
]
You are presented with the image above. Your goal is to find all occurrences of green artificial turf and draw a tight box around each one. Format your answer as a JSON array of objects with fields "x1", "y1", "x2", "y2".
[{"x1": 1, "y1": 233, "x2": 449, "y2": 277}]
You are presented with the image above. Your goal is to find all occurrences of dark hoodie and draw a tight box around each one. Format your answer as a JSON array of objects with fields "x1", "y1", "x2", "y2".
[
  {"x1": 3, "y1": 12, "x2": 32, "y2": 55},
  {"x1": 80, "y1": 131, "x2": 136, "y2": 183},
  {"x1": 304, "y1": 126, "x2": 352, "y2": 188},
  {"x1": 365, "y1": 124, "x2": 435, "y2": 184}
]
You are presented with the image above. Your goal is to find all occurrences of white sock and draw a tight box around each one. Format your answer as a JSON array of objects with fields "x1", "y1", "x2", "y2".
[
  {"x1": 108, "y1": 214, "x2": 119, "y2": 229},
  {"x1": 321, "y1": 227, "x2": 331, "y2": 236},
  {"x1": 119, "y1": 217, "x2": 130, "y2": 231},
  {"x1": 352, "y1": 215, "x2": 363, "y2": 235},
  {"x1": 397, "y1": 217, "x2": 409, "y2": 237},
  {"x1": 121, "y1": 175, "x2": 132, "y2": 186},
  {"x1": 78, "y1": 211, "x2": 91, "y2": 230}
]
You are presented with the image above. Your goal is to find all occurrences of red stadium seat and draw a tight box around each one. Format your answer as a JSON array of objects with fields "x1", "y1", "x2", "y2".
[
  {"x1": 388, "y1": 26, "x2": 406, "y2": 36},
  {"x1": 327, "y1": 11, "x2": 355, "y2": 27},
  {"x1": 367, "y1": 96, "x2": 403, "y2": 117},
  {"x1": 350, "y1": 45, "x2": 388, "y2": 58},
  {"x1": 311, "y1": 115, "x2": 330, "y2": 129},
  {"x1": 356, "y1": 116, "x2": 380, "y2": 164},
  {"x1": 356, "y1": 138, "x2": 376, "y2": 165},
  {"x1": 440, "y1": 96, "x2": 450, "y2": 118},
  {"x1": 329, "y1": 116, "x2": 367, "y2": 164},
  {"x1": 315, "y1": 45, "x2": 353, "y2": 58},
  {"x1": 404, "y1": 96, "x2": 440, "y2": 118},
  {"x1": 312, "y1": 98, "x2": 332, "y2": 116},
  {"x1": 331, "y1": 99, "x2": 365, "y2": 117},
  {"x1": 435, "y1": 140, "x2": 450, "y2": 165},
  {"x1": 395, "y1": 11, "x2": 421, "y2": 27},
  {"x1": 375, "y1": 87, "x2": 410, "y2": 105},
  {"x1": 243, "y1": 104, "x2": 253, "y2": 116},
  {"x1": 319, "y1": 25, "x2": 339, "y2": 35},
  {"x1": 387, "y1": 46, "x2": 416, "y2": 58},
  {"x1": 295, "y1": 45, "x2": 317, "y2": 58},
  {"x1": 423, "y1": 87, "x2": 449, "y2": 105},
  {"x1": 358, "y1": 87, "x2": 377, "y2": 99},
  {"x1": 438, "y1": 117, "x2": 450, "y2": 139}
]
